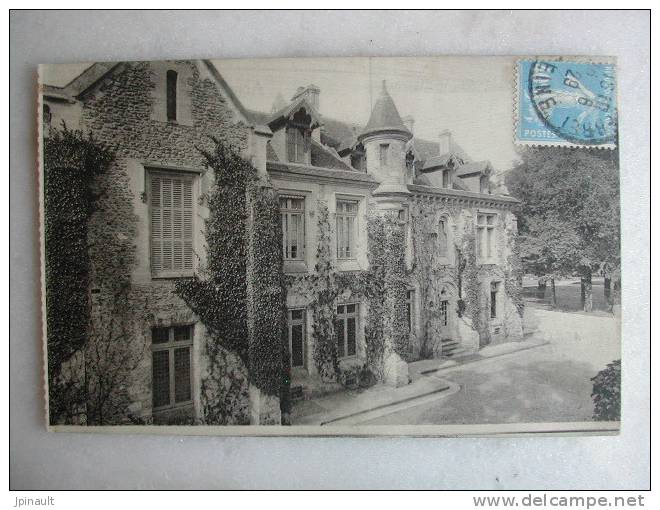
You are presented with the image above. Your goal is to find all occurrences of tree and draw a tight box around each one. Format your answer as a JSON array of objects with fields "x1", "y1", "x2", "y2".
[{"x1": 505, "y1": 147, "x2": 620, "y2": 312}]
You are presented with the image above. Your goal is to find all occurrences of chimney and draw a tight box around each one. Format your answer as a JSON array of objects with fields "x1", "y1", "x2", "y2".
[
  {"x1": 292, "y1": 84, "x2": 321, "y2": 111},
  {"x1": 403, "y1": 115, "x2": 415, "y2": 135},
  {"x1": 439, "y1": 129, "x2": 452, "y2": 155}
]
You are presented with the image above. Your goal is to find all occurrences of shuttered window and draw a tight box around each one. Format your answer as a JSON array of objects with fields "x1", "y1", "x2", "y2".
[{"x1": 150, "y1": 171, "x2": 195, "y2": 277}]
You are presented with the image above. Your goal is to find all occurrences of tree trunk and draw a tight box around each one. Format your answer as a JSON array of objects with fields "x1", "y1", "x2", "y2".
[
  {"x1": 581, "y1": 271, "x2": 593, "y2": 313},
  {"x1": 550, "y1": 277, "x2": 557, "y2": 308},
  {"x1": 537, "y1": 277, "x2": 547, "y2": 299},
  {"x1": 604, "y1": 277, "x2": 612, "y2": 311}
]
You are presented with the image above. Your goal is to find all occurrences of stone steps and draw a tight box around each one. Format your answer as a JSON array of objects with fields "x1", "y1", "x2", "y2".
[{"x1": 441, "y1": 338, "x2": 466, "y2": 357}]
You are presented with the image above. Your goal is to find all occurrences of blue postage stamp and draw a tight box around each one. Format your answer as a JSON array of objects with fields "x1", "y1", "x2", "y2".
[{"x1": 516, "y1": 59, "x2": 618, "y2": 148}]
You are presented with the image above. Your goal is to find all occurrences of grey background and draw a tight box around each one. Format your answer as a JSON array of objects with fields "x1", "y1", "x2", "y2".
[{"x1": 10, "y1": 10, "x2": 650, "y2": 489}]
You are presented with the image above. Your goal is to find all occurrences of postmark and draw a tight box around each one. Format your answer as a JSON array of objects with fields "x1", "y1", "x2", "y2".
[{"x1": 516, "y1": 59, "x2": 618, "y2": 148}]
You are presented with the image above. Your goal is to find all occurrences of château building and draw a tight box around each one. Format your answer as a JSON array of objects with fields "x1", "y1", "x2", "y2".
[{"x1": 42, "y1": 60, "x2": 523, "y2": 425}]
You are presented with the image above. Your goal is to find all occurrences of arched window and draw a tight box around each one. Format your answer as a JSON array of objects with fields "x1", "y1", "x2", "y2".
[{"x1": 166, "y1": 70, "x2": 178, "y2": 122}]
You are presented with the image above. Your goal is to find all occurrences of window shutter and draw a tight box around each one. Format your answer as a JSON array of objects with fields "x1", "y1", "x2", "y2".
[
  {"x1": 151, "y1": 172, "x2": 195, "y2": 276},
  {"x1": 150, "y1": 175, "x2": 162, "y2": 273},
  {"x1": 183, "y1": 179, "x2": 193, "y2": 270},
  {"x1": 161, "y1": 177, "x2": 173, "y2": 270}
]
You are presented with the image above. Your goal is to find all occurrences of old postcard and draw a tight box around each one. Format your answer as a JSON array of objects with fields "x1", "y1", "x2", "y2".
[{"x1": 38, "y1": 56, "x2": 620, "y2": 435}]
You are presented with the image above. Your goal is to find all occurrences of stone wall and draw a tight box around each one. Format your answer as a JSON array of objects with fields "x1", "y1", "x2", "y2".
[{"x1": 77, "y1": 60, "x2": 249, "y2": 424}]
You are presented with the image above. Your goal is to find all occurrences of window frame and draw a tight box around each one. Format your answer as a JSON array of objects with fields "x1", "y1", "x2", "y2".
[
  {"x1": 151, "y1": 324, "x2": 194, "y2": 412},
  {"x1": 336, "y1": 199, "x2": 359, "y2": 260},
  {"x1": 437, "y1": 217, "x2": 449, "y2": 258},
  {"x1": 287, "y1": 308, "x2": 307, "y2": 369},
  {"x1": 439, "y1": 299, "x2": 449, "y2": 328},
  {"x1": 280, "y1": 195, "x2": 306, "y2": 261},
  {"x1": 490, "y1": 281, "x2": 500, "y2": 319},
  {"x1": 166, "y1": 69, "x2": 178, "y2": 122},
  {"x1": 335, "y1": 303, "x2": 359, "y2": 360},
  {"x1": 476, "y1": 212, "x2": 497, "y2": 263},
  {"x1": 442, "y1": 168, "x2": 452, "y2": 189},
  {"x1": 379, "y1": 143, "x2": 389, "y2": 167},
  {"x1": 148, "y1": 169, "x2": 197, "y2": 279},
  {"x1": 286, "y1": 126, "x2": 308, "y2": 164}
]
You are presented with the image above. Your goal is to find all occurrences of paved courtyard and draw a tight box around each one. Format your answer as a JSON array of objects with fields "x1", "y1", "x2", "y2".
[{"x1": 361, "y1": 308, "x2": 620, "y2": 425}]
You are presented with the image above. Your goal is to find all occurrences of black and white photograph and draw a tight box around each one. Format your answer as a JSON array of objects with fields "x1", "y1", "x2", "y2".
[{"x1": 39, "y1": 55, "x2": 622, "y2": 434}]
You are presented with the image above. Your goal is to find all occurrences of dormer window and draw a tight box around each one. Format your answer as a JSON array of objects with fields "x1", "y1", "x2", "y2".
[
  {"x1": 286, "y1": 108, "x2": 313, "y2": 164},
  {"x1": 480, "y1": 175, "x2": 489, "y2": 194},
  {"x1": 286, "y1": 127, "x2": 308, "y2": 163},
  {"x1": 442, "y1": 169, "x2": 452, "y2": 188},
  {"x1": 406, "y1": 150, "x2": 415, "y2": 171},
  {"x1": 166, "y1": 70, "x2": 178, "y2": 122},
  {"x1": 350, "y1": 143, "x2": 366, "y2": 171}
]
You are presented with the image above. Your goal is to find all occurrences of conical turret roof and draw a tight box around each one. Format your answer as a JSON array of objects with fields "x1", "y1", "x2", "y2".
[{"x1": 359, "y1": 80, "x2": 412, "y2": 141}]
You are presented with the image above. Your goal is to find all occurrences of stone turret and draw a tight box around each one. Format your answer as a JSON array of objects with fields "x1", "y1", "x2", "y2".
[
  {"x1": 359, "y1": 81, "x2": 411, "y2": 388},
  {"x1": 358, "y1": 81, "x2": 412, "y2": 209}
]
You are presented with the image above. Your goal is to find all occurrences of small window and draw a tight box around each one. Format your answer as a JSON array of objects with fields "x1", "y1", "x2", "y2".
[
  {"x1": 151, "y1": 325, "x2": 193, "y2": 410},
  {"x1": 439, "y1": 300, "x2": 449, "y2": 327},
  {"x1": 405, "y1": 150, "x2": 415, "y2": 171},
  {"x1": 406, "y1": 290, "x2": 415, "y2": 333},
  {"x1": 288, "y1": 309, "x2": 306, "y2": 368},
  {"x1": 335, "y1": 304, "x2": 358, "y2": 358},
  {"x1": 442, "y1": 169, "x2": 451, "y2": 188},
  {"x1": 480, "y1": 175, "x2": 489, "y2": 194},
  {"x1": 379, "y1": 144, "x2": 389, "y2": 166},
  {"x1": 351, "y1": 153, "x2": 366, "y2": 171},
  {"x1": 438, "y1": 218, "x2": 448, "y2": 258},
  {"x1": 286, "y1": 127, "x2": 307, "y2": 163},
  {"x1": 166, "y1": 70, "x2": 178, "y2": 122},
  {"x1": 336, "y1": 200, "x2": 358, "y2": 259},
  {"x1": 476, "y1": 213, "x2": 496, "y2": 261},
  {"x1": 280, "y1": 196, "x2": 305, "y2": 261},
  {"x1": 490, "y1": 282, "x2": 499, "y2": 318}
]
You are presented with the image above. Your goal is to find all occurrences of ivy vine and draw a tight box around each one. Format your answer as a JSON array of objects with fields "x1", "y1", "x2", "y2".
[
  {"x1": 43, "y1": 125, "x2": 114, "y2": 424},
  {"x1": 175, "y1": 140, "x2": 288, "y2": 422}
]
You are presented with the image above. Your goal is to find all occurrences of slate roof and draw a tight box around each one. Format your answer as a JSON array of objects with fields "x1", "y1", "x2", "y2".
[
  {"x1": 455, "y1": 160, "x2": 492, "y2": 176},
  {"x1": 42, "y1": 61, "x2": 493, "y2": 186},
  {"x1": 413, "y1": 172, "x2": 469, "y2": 191},
  {"x1": 421, "y1": 153, "x2": 455, "y2": 171},
  {"x1": 266, "y1": 96, "x2": 323, "y2": 128},
  {"x1": 359, "y1": 81, "x2": 412, "y2": 140}
]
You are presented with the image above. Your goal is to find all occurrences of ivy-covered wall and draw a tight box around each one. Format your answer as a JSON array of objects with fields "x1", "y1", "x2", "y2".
[
  {"x1": 44, "y1": 60, "x2": 252, "y2": 424},
  {"x1": 284, "y1": 199, "x2": 411, "y2": 392},
  {"x1": 175, "y1": 143, "x2": 288, "y2": 424},
  {"x1": 43, "y1": 127, "x2": 114, "y2": 425},
  {"x1": 408, "y1": 195, "x2": 524, "y2": 358}
]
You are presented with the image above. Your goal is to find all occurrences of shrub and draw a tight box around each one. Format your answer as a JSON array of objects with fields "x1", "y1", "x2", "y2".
[{"x1": 591, "y1": 359, "x2": 621, "y2": 421}]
